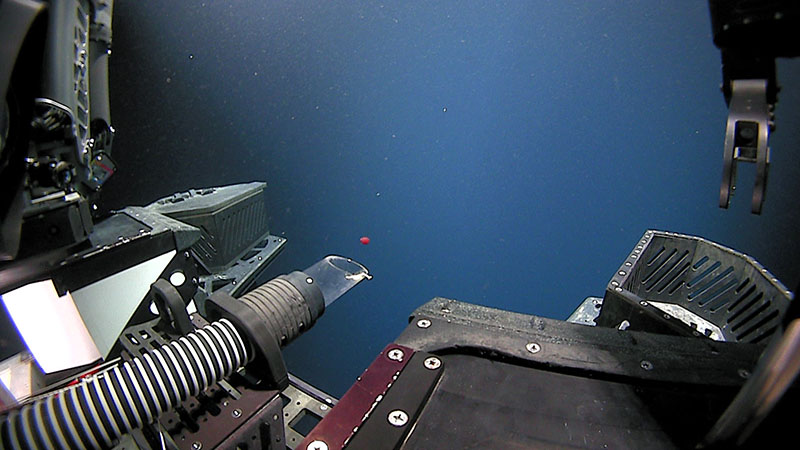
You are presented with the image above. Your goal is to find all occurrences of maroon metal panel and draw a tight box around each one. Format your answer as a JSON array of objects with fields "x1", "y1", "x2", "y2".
[{"x1": 299, "y1": 344, "x2": 414, "y2": 450}]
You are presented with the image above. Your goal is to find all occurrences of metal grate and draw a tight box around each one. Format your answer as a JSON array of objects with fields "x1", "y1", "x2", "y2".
[{"x1": 601, "y1": 230, "x2": 793, "y2": 343}]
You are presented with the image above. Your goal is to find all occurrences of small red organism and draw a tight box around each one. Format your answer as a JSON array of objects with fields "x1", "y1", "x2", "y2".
[{"x1": 360, "y1": 236, "x2": 370, "y2": 245}]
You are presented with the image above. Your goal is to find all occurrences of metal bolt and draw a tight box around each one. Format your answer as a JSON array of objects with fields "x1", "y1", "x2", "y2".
[
  {"x1": 232, "y1": 408, "x2": 242, "y2": 418},
  {"x1": 306, "y1": 277, "x2": 314, "y2": 284},
  {"x1": 525, "y1": 343, "x2": 541, "y2": 354},
  {"x1": 387, "y1": 348, "x2": 404, "y2": 362},
  {"x1": 640, "y1": 360, "x2": 654, "y2": 371},
  {"x1": 417, "y1": 319, "x2": 431, "y2": 328},
  {"x1": 639, "y1": 301, "x2": 648, "y2": 306},
  {"x1": 424, "y1": 357, "x2": 441, "y2": 370},
  {"x1": 191, "y1": 442, "x2": 202, "y2": 450},
  {"x1": 738, "y1": 369, "x2": 750, "y2": 379},
  {"x1": 307, "y1": 440, "x2": 328, "y2": 450},
  {"x1": 387, "y1": 409, "x2": 409, "y2": 427}
]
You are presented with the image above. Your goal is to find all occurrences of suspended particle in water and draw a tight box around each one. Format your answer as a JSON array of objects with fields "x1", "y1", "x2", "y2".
[{"x1": 360, "y1": 236, "x2": 371, "y2": 245}]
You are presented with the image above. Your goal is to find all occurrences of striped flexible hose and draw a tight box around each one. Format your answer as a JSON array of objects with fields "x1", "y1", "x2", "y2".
[{"x1": 0, "y1": 319, "x2": 249, "y2": 449}]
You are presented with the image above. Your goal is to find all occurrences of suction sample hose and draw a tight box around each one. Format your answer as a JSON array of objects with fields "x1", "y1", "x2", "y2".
[
  {"x1": 223, "y1": 256, "x2": 372, "y2": 347},
  {"x1": 0, "y1": 319, "x2": 248, "y2": 450}
]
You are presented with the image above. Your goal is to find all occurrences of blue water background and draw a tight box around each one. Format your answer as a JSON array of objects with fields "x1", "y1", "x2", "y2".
[{"x1": 105, "y1": 1, "x2": 800, "y2": 397}]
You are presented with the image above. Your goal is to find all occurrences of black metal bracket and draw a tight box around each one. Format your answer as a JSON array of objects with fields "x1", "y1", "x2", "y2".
[{"x1": 149, "y1": 278, "x2": 194, "y2": 335}]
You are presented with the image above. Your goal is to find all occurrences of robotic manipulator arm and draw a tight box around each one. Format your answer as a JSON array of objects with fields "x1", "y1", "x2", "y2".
[{"x1": 709, "y1": 0, "x2": 800, "y2": 214}]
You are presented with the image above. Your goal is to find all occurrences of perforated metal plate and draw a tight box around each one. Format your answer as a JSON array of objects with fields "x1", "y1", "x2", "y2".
[{"x1": 598, "y1": 230, "x2": 793, "y2": 343}]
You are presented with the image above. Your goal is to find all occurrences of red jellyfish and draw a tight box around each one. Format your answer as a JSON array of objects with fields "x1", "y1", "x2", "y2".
[{"x1": 360, "y1": 236, "x2": 371, "y2": 245}]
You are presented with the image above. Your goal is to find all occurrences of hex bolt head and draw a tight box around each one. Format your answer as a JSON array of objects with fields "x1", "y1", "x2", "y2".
[
  {"x1": 424, "y1": 356, "x2": 441, "y2": 370},
  {"x1": 232, "y1": 408, "x2": 242, "y2": 418},
  {"x1": 388, "y1": 409, "x2": 409, "y2": 427},
  {"x1": 387, "y1": 348, "x2": 405, "y2": 362},
  {"x1": 307, "y1": 440, "x2": 329, "y2": 450},
  {"x1": 525, "y1": 342, "x2": 541, "y2": 354},
  {"x1": 417, "y1": 319, "x2": 431, "y2": 328}
]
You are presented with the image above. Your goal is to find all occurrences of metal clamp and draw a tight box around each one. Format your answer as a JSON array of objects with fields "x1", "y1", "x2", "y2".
[{"x1": 719, "y1": 79, "x2": 771, "y2": 214}]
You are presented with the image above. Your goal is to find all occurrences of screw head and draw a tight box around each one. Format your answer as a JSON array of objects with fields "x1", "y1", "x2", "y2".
[
  {"x1": 307, "y1": 440, "x2": 328, "y2": 450},
  {"x1": 387, "y1": 348, "x2": 405, "y2": 362},
  {"x1": 388, "y1": 409, "x2": 409, "y2": 427},
  {"x1": 417, "y1": 319, "x2": 431, "y2": 328},
  {"x1": 424, "y1": 356, "x2": 441, "y2": 370},
  {"x1": 191, "y1": 442, "x2": 202, "y2": 450},
  {"x1": 738, "y1": 368, "x2": 750, "y2": 379},
  {"x1": 232, "y1": 408, "x2": 242, "y2": 418},
  {"x1": 525, "y1": 342, "x2": 541, "y2": 354},
  {"x1": 640, "y1": 360, "x2": 654, "y2": 371}
]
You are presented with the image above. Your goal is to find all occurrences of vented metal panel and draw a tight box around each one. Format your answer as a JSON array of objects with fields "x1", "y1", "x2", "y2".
[
  {"x1": 602, "y1": 230, "x2": 793, "y2": 343},
  {"x1": 146, "y1": 183, "x2": 269, "y2": 273}
]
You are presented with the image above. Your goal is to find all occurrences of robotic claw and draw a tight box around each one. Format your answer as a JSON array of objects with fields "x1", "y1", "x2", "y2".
[{"x1": 709, "y1": 0, "x2": 800, "y2": 214}]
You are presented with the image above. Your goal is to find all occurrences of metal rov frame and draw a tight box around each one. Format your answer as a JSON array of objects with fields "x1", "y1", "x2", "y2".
[
  {"x1": 300, "y1": 230, "x2": 796, "y2": 449},
  {"x1": 0, "y1": 180, "x2": 370, "y2": 449}
]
